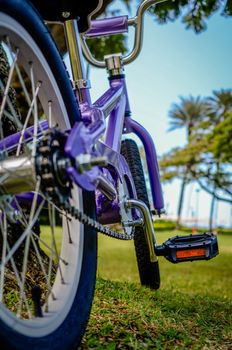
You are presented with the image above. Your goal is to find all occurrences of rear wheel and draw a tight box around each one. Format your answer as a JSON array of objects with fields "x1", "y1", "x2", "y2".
[
  {"x1": 0, "y1": 1, "x2": 97, "y2": 349},
  {"x1": 121, "y1": 139, "x2": 160, "y2": 289}
]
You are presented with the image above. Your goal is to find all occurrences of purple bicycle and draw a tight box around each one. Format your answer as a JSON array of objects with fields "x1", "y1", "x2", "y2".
[{"x1": 0, "y1": 0, "x2": 219, "y2": 349}]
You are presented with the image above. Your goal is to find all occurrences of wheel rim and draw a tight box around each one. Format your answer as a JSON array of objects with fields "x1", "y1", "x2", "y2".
[{"x1": 0, "y1": 13, "x2": 83, "y2": 336}]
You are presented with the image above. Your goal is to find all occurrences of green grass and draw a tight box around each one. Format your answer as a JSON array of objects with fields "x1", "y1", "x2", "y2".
[
  {"x1": 40, "y1": 225, "x2": 62, "y2": 257},
  {"x1": 80, "y1": 231, "x2": 232, "y2": 349},
  {"x1": 97, "y1": 231, "x2": 232, "y2": 299}
]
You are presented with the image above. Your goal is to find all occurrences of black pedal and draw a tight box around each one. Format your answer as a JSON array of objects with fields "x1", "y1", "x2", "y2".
[{"x1": 155, "y1": 233, "x2": 219, "y2": 263}]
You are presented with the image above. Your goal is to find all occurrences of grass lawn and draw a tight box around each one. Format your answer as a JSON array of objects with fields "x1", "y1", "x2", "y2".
[
  {"x1": 80, "y1": 231, "x2": 232, "y2": 349},
  {"x1": 97, "y1": 231, "x2": 232, "y2": 299}
]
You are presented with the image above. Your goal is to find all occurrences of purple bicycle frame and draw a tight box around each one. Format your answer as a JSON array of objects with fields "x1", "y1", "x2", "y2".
[
  {"x1": 64, "y1": 75, "x2": 164, "y2": 219},
  {"x1": 0, "y1": 15, "x2": 164, "y2": 222},
  {"x1": 95, "y1": 77, "x2": 164, "y2": 213},
  {"x1": 80, "y1": 15, "x2": 164, "y2": 214}
]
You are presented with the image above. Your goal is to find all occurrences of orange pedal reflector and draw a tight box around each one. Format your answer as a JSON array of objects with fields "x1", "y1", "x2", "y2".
[{"x1": 176, "y1": 248, "x2": 206, "y2": 259}]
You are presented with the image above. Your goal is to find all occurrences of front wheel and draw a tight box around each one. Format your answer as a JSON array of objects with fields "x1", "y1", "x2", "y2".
[
  {"x1": 0, "y1": 1, "x2": 97, "y2": 349},
  {"x1": 121, "y1": 139, "x2": 160, "y2": 290}
]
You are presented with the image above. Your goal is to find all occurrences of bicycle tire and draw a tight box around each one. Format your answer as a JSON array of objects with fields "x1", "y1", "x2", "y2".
[
  {"x1": 0, "y1": 1, "x2": 97, "y2": 349},
  {"x1": 121, "y1": 139, "x2": 160, "y2": 289}
]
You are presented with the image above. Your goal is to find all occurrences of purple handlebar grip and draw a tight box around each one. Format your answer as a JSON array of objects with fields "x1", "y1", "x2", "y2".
[{"x1": 86, "y1": 16, "x2": 128, "y2": 38}]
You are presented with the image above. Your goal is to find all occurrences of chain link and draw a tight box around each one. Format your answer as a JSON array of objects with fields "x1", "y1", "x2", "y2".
[{"x1": 63, "y1": 201, "x2": 134, "y2": 240}]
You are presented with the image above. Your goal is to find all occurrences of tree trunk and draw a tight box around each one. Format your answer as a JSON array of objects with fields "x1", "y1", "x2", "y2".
[
  {"x1": 209, "y1": 162, "x2": 220, "y2": 232},
  {"x1": 209, "y1": 194, "x2": 216, "y2": 232},
  {"x1": 176, "y1": 170, "x2": 188, "y2": 229}
]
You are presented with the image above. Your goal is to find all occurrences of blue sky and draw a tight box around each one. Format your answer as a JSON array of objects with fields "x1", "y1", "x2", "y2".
[{"x1": 88, "y1": 2, "x2": 232, "y2": 227}]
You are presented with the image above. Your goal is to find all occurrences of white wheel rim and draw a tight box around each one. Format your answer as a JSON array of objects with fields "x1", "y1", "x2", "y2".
[{"x1": 0, "y1": 13, "x2": 84, "y2": 336}]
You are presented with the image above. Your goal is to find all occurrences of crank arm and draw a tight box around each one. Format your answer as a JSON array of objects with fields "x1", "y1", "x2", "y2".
[{"x1": 126, "y1": 198, "x2": 158, "y2": 263}]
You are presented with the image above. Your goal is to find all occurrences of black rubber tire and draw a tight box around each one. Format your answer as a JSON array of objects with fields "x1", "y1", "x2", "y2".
[
  {"x1": 121, "y1": 139, "x2": 160, "y2": 290},
  {"x1": 0, "y1": 1, "x2": 97, "y2": 349}
]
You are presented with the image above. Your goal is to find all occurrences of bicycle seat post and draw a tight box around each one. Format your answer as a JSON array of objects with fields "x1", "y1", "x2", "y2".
[{"x1": 64, "y1": 20, "x2": 91, "y2": 104}]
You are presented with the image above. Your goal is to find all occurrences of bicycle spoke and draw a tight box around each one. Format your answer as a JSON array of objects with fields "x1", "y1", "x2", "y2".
[
  {"x1": 31, "y1": 231, "x2": 68, "y2": 266},
  {"x1": 0, "y1": 79, "x2": 22, "y2": 131},
  {"x1": 0, "y1": 213, "x2": 7, "y2": 302},
  {"x1": 6, "y1": 242, "x2": 32, "y2": 318},
  {"x1": 0, "y1": 173, "x2": 9, "y2": 185},
  {"x1": 0, "y1": 48, "x2": 18, "y2": 123},
  {"x1": 66, "y1": 216, "x2": 73, "y2": 244},
  {"x1": 48, "y1": 100, "x2": 52, "y2": 128},
  {"x1": 1, "y1": 198, "x2": 45, "y2": 268},
  {"x1": 0, "y1": 79, "x2": 21, "y2": 126},
  {"x1": 30, "y1": 64, "x2": 38, "y2": 157},
  {"x1": 5, "y1": 37, "x2": 39, "y2": 136},
  {"x1": 46, "y1": 203, "x2": 57, "y2": 307},
  {"x1": 16, "y1": 81, "x2": 41, "y2": 156},
  {"x1": 0, "y1": 215, "x2": 32, "y2": 317},
  {"x1": 2, "y1": 196, "x2": 68, "y2": 267},
  {"x1": 48, "y1": 203, "x2": 64, "y2": 284},
  {"x1": 17, "y1": 179, "x2": 41, "y2": 316},
  {"x1": 30, "y1": 235, "x2": 55, "y2": 301},
  {"x1": 5, "y1": 36, "x2": 31, "y2": 109}
]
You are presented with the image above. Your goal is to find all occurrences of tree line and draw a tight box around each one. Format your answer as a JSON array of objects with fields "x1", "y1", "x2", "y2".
[{"x1": 159, "y1": 90, "x2": 232, "y2": 229}]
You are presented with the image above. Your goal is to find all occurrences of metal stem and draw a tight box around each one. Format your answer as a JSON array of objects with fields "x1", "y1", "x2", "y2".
[{"x1": 81, "y1": 0, "x2": 167, "y2": 68}]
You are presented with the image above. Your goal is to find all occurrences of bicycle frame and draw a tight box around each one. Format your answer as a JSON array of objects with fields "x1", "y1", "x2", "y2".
[
  {"x1": 64, "y1": 15, "x2": 164, "y2": 220},
  {"x1": 0, "y1": 0, "x2": 164, "y2": 225},
  {"x1": 0, "y1": 1, "x2": 220, "y2": 346}
]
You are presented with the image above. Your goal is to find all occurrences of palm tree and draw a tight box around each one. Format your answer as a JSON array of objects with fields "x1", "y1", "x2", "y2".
[
  {"x1": 168, "y1": 95, "x2": 208, "y2": 228},
  {"x1": 206, "y1": 89, "x2": 232, "y2": 231},
  {"x1": 207, "y1": 89, "x2": 232, "y2": 123}
]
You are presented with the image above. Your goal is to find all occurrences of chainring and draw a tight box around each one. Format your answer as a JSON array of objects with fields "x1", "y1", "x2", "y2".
[{"x1": 36, "y1": 128, "x2": 135, "y2": 240}]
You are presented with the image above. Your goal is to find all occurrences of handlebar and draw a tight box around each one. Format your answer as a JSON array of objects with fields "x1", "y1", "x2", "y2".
[{"x1": 81, "y1": 0, "x2": 167, "y2": 68}]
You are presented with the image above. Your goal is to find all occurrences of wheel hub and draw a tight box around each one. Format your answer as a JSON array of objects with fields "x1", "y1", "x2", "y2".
[{"x1": 36, "y1": 128, "x2": 72, "y2": 206}]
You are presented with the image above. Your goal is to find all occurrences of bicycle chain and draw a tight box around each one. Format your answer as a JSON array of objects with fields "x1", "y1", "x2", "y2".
[
  {"x1": 37, "y1": 129, "x2": 134, "y2": 241},
  {"x1": 62, "y1": 201, "x2": 134, "y2": 241}
]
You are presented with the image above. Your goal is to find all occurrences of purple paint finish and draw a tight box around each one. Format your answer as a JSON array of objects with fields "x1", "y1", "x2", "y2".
[
  {"x1": 95, "y1": 141, "x2": 136, "y2": 190},
  {"x1": 125, "y1": 117, "x2": 164, "y2": 212},
  {"x1": 96, "y1": 169, "x2": 120, "y2": 224},
  {"x1": 86, "y1": 16, "x2": 128, "y2": 38},
  {"x1": 15, "y1": 192, "x2": 43, "y2": 205},
  {"x1": 109, "y1": 78, "x2": 131, "y2": 115},
  {"x1": 65, "y1": 79, "x2": 129, "y2": 192},
  {"x1": 96, "y1": 192, "x2": 120, "y2": 224},
  {"x1": 67, "y1": 165, "x2": 98, "y2": 191},
  {"x1": 65, "y1": 122, "x2": 89, "y2": 157},
  {"x1": 93, "y1": 84, "x2": 123, "y2": 114},
  {"x1": 95, "y1": 141, "x2": 138, "y2": 224},
  {"x1": 77, "y1": 88, "x2": 92, "y2": 106},
  {"x1": 65, "y1": 122, "x2": 101, "y2": 191},
  {"x1": 93, "y1": 77, "x2": 131, "y2": 152},
  {"x1": 105, "y1": 94, "x2": 126, "y2": 152},
  {"x1": 65, "y1": 117, "x2": 105, "y2": 159},
  {"x1": 80, "y1": 104, "x2": 106, "y2": 139},
  {"x1": 0, "y1": 120, "x2": 48, "y2": 152}
]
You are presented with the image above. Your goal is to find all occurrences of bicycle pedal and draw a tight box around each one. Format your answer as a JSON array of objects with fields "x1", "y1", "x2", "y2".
[{"x1": 155, "y1": 233, "x2": 219, "y2": 263}]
